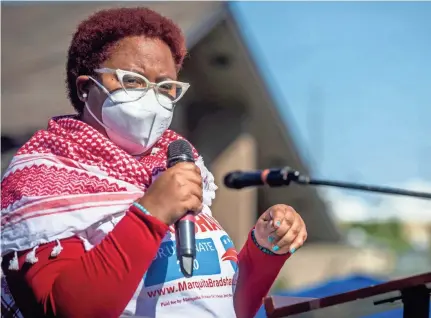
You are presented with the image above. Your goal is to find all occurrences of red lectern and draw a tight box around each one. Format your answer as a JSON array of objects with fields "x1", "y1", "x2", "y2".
[{"x1": 264, "y1": 272, "x2": 431, "y2": 318}]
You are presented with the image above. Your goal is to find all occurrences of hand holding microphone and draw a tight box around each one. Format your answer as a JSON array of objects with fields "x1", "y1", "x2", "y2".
[
  {"x1": 138, "y1": 140, "x2": 202, "y2": 277},
  {"x1": 139, "y1": 162, "x2": 203, "y2": 226}
]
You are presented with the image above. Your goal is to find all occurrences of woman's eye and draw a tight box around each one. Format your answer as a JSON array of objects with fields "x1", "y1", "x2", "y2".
[
  {"x1": 122, "y1": 75, "x2": 146, "y2": 87},
  {"x1": 159, "y1": 83, "x2": 173, "y2": 91}
]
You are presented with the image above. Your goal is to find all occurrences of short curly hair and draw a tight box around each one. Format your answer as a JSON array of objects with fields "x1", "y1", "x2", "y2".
[{"x1": 66, "y1": 7, "x2": 187, "y2": 113}]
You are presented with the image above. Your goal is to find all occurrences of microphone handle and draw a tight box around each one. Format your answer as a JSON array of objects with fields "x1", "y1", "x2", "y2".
[
  {"x1": 166, "y1": 147, "x2": 196, "y2": 278},
  {"x1": 175, "y1": 212, "x2": 196, "y2": 278}
]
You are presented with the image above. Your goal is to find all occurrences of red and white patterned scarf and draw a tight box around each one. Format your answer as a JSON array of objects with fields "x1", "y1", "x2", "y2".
[{"x1": 0, "y1": 115, "x2": 217, "y2": 316}]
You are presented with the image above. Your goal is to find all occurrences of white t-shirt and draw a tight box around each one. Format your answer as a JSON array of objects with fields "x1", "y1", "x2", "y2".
[{"x1": 122, "y1": 210, "x2": 239, "y2": 318}]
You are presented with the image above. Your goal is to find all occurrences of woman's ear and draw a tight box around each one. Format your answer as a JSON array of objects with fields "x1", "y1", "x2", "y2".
[{"x1": 76, "y1": 75, "x2": 90, "y2": 102}]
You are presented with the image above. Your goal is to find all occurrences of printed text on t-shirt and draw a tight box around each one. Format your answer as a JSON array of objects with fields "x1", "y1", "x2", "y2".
[{"x1": 146, "y1": 276, "x2": 237, "y2": 298}]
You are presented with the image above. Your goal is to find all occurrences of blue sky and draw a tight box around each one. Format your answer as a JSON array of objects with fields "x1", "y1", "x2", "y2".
[{"x1": 231, "y1": 2, "x2": 431, "y2": 189}]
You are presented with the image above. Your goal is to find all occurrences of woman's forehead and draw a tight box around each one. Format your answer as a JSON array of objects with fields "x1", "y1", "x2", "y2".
[{"x1": 103, "y1": 36, "x2": 176, "y2": 78}]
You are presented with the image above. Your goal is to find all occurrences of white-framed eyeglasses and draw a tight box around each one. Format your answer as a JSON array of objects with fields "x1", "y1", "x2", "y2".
[{"x1": 94, "y1": 68, "x2": 190, "y2": 109}]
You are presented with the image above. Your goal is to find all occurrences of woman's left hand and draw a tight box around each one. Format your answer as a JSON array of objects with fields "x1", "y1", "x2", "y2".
[{"x1": 254, "y1": 204, "x2": 307, "y2": 255}]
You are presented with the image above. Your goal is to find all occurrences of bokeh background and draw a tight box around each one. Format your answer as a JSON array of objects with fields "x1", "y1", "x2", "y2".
[{"x1": 2, "y1": 1, "x2": 430, "y2": 317}]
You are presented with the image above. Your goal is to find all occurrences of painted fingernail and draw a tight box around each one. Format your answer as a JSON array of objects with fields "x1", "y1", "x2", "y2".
[
  {"x1": 275, "y1": 220, "x2": 281, "y2": 228},
  {"x1": 268, "y1": 236, "x2": 274, "y2": 243},
  {"x1": 290, "y1": 247, "x2": 296, "y2": 254},
  {"x1": 272, "y1": 245, "x2": 280, "y2": 252}
]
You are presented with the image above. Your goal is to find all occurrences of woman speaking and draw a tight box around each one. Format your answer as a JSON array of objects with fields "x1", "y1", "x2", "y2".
[{"x1": 1, "y1": 7, "x2": 307, "y2": 318}]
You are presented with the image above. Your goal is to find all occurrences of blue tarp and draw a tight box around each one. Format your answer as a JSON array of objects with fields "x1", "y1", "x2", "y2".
[{"x1": 255, "y1": 274, "x2": 430, "y2": 318}]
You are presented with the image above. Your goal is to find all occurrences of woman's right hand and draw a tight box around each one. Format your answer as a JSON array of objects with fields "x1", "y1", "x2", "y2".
[{"x1": 138, "y1": 162, "x2": 203, "y2": 225}]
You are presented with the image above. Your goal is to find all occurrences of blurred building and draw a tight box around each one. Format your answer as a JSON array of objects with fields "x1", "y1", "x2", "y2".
[
  {"x1": 2, "y1": 1, "x2": 392, "y2": 288},
  {"x1": 401, "y1": 222, "x2": 431, "y2": 250}
]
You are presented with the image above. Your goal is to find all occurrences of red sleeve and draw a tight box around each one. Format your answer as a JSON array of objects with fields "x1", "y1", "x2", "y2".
[
  {"x1": 233, "y1": 231, "x2": 290, "y2": 318},
  {"x1": 1, "y1": 206, "x2": 169, "y2": 318}
]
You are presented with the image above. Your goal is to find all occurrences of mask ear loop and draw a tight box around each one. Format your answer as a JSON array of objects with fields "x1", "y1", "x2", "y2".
[
  {"x1": 84, "y1": 76, "x2": 114, "y2": 132},
  {"x1": 84, "y1": 101, "x2": 110, "y2": 133},
  {"x1": 88, "y1": 76, "x2": 118, "y2": 103}
]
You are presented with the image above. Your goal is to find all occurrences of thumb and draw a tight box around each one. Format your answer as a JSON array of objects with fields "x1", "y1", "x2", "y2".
[
  {"x1": 269, "y1": 207, "x2": 285, "y2": 230},
  {"x1": 260, "y1": 206, "x2": 284, "y2": 230}
]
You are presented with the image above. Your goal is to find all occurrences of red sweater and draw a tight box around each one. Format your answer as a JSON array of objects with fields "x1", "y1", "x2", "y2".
[{"x1": 2, "y1": 206, "x2": 289, "y2": 318}]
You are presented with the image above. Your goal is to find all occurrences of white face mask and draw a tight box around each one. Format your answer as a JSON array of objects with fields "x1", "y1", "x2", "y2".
[{"x1": 85, "y1": 86, "x2": 174, "y2": 155}]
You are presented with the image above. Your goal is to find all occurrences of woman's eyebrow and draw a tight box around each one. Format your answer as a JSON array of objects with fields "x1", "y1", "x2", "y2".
[
  {"x1": 122, "y1": 68, "x2": 176, "y2": 82},
  {"x1": 156, "y1": 75, "x2": 176, "y2": 82},
  {"x1": 126, "y1": 67, "x2": 146, "y2": 76}
]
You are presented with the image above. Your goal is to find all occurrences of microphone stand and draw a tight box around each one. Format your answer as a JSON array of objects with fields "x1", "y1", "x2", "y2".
[{"x1": 277, "y1": 167, "x2": 431, "y2": 200}]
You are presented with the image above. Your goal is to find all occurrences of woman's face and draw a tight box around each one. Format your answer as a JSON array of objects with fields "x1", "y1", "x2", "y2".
[{"x1": 77, "y1": 36, "x2": 177, "y2": 136}]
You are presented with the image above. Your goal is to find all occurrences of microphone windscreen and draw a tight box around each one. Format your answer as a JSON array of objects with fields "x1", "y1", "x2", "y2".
[
  {"x1": 167, "y1": 140, "x2": 194, "y2": 167},
  {"x1": 224, "y1": 170, "x2": 264, "y2": 189}
]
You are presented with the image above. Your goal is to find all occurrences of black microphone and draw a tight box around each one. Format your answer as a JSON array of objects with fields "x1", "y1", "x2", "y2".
[
  {"x1": 224, "y1": 167, "x2": 431, "y2": 199},
  {"x1": 224, "y1": 167, "x2": 300, "y2": 189},
  {"x1": 167, "y1": 140, "x2": 196, "y2": 278}
]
